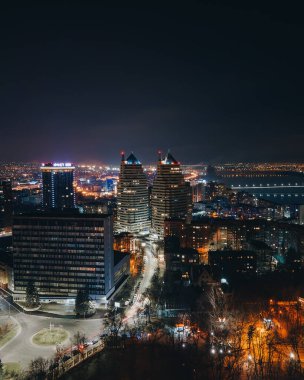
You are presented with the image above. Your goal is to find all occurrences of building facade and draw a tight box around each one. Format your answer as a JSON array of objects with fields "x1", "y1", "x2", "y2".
[
  {"x1": 114, "y1": 252, "x2": 130, "y2": 288},
  {"x1": 12, "y1": 213, "x2": 114, "y2": 303},
  {"x1": 0, "y1": 179, "x2": 13, "y2": 229},
  {"x1": 116, "y1": 152, "x2": 150, "y2": 234},
  {"x1": 41, "y1": 163, "x2": 75, "y2": 210},
  {"x1": 0, "y1": 236, "x2": 13, "y2": 289},
  {"x1": 209, "y1": 250, "x2": 257, "y2": 279},
  {"x1": 192, "y1": 182, "x2": 206, "y2": 203},
  {"x1": 164, "y1": 217, "x2": 304, "y2": 267},
  {"x1": 151, "y1": 152, "x2": 192, "y2": 238}
]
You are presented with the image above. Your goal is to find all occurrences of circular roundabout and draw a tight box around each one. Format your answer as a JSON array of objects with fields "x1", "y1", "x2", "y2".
[{"x1": 32, "y1": 327, "x2": 69, "y2": 346}]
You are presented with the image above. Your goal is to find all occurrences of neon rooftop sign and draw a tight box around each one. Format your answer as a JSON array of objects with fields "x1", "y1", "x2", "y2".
[
  {"x1": 53, "y1": 163, "x2": 72, "y2": 167},
  {"x1": 41, "y1": 163, "x2": 73, "y2": 167}
]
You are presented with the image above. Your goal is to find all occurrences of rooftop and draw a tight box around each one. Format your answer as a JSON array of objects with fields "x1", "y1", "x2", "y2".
[
  {"x1": 41, "y1": 162, "x2": 75, "y2": 169},
  {"x1": 162, "y1": 151, "x2": 179, "y2": 165},
  {"x1": 114, "y1": 251, "x2": 130, "y2": 266},
  {"x1": 122, "y1": 152, "x2": 141, "y2": 165}
]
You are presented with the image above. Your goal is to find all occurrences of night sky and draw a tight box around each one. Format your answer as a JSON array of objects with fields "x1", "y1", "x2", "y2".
[{"x1": 0, "y1": 1, "x2": 303, "y2": 164}]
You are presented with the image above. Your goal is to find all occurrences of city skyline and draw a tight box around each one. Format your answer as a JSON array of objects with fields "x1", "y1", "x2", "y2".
[
  {"x1": 1, "y1": 2, "x2": 304, "y2": 379},
  {"x1": 1, "y1": 2, "x2": 304, "y2": 164},
  {"x1": 1, "y1": 157, "x2": 304, "y2": 166}
]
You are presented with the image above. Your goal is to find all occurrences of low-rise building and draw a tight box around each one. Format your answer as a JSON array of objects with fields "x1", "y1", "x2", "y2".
[
  {"x1": 114, "y1": 251, "x2": 130, "y2": 289},
  {"x1": 209, "y1": 250, "x2": 257, "y2": 279}
]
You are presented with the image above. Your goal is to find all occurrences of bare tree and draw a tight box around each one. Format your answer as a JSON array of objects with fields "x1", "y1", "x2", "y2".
[
  {"x1": 72, "y1": 330, "x2": 87, "y2": 350},
  {"x1": 103, "y1": 307, "x2": 125, "y2": 346},
  {"x1": 26, "y1": 357, "x2": 49, "y2": 380}
]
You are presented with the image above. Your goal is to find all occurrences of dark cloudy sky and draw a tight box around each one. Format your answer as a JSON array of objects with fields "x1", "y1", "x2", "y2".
[{"x1": 0, "y1": 1, "x2": 303, "y2": 164}]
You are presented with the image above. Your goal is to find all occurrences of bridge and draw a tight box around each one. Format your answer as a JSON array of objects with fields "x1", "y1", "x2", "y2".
[
  {"x1": 229, "y1": 183, "x2": 304, "y2": 202},
  {"x1": 231, "y1": 184, "x2": 304, "y2": 190}
]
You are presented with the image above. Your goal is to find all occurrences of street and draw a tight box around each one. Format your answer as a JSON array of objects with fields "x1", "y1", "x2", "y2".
[
  {"x1": 124, "y1": 238, "x2": 158, "y2": 324},
  {"x1": 0, "y1": 305, "x2": 102, "y2": 367},
  {"x1": 0, "y1": 238, "x2": 159, "y2": 368}
]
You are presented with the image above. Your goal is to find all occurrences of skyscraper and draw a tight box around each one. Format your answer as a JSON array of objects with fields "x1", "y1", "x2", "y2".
[
  {"x1": 116, "y1": 152, "x2": 150, "y2": 234},
  {"x1": 151, "y1": 151, "x2": 192, "y2": 238},
  {"x1": 0, "y1": 179, "x2": 13, "y2": 229},
  {"x1": 41, "y1": 163, "x2": 75, "y2": 210}
]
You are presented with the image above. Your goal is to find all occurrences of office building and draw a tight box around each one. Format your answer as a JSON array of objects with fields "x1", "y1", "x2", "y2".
[
  {"x1": 41, "y1": 163, "x2": 75, "y2": 210},
  {"x1": 0, "y1": 179, "x2": 13, "y2": 229},
  {"x1": 116, "y1": 152, "x2": 150, "y2": 234},
  {"x1": 151, "y1": 151, "x2": 192, "y2": 238},
  {"x1": 12, "y1": 212, "x2": 114, "y2": 303}
]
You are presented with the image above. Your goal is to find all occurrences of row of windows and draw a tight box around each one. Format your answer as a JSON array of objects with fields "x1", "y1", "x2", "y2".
[
  {"x1": 15, "y1": 248, "x2": 104, "y2": 254},
  {"x1": 14, "y1": 225, "x2": 104, "y2": 230},
  {"x1": 14, "y1": 259, "x2": 105, "y2": 265},
  {"x1": 14, "y1": 235, "x2": 103, "y2": 241},
  {"x1": 15, "y1": 277, "x2": 104, "y2": 284},
  {"x1": 15, "y1": 261, "x2": 104, "y2": 266},
  {"x1": 14, "y1": 249, "x2": 99, "y2": 255},
  {"x1": 15, "y1": 257, "x2": 104, "y2": 263},
  {"x1": 16, "y1": 286, "x2": 105, "y2": 294},
  {"x1": 15, "y1": 237, "x2": 103, "y2": 243},
  {"x1": 15, "y1": 266, "x2": 104, "y2": 272},
  {"x1": 15, "y1": 243, "x2": 103, "y2": 249},
  {"x1": 15, "y1": 238, "x2": 104, "y2": 243}
]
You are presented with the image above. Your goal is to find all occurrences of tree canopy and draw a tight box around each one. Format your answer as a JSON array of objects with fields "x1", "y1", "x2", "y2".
[
  {"x1": 75, "y1": 289, "x2": 94, "y2": 317},
  {"x1": 25, "y1": 280, "x2": 40, "y2": 308}
]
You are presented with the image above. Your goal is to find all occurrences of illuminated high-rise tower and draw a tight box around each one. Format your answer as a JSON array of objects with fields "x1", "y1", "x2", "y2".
[
  {"x1": 116, "y1": 152, "x2": 150, "y2": 234},
  {"x1": 151, "y1": 151, "x2": 192, "y2": 238},
  {"x1": 41, "y1": 163, "x2": 75, "y2": 210}
]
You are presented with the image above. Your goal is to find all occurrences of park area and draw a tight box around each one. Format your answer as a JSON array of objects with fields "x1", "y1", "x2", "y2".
[
  {"x1": 32, "y1": 326, "x2": 68, "y2": 346},
  {"x1": 0, "y1": 317, "x2": 19, "y2": 348}
]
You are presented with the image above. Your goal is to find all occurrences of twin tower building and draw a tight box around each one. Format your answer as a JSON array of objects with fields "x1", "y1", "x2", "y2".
[
  {"x1": 116, "y1": 151, "x2": 192, "y2": 237},
  {"x1": 12, "y1": 153, "x2": 190, "y2": 303}
]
